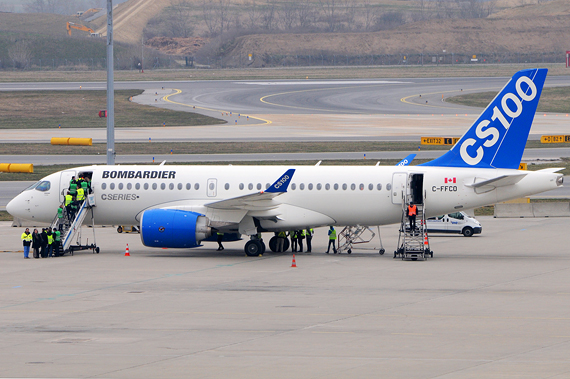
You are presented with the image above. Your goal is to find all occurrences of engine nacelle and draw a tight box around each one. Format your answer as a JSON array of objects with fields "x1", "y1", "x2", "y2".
[{"x1": 140, "y1": 209, "x2": 211, "y2": 248}]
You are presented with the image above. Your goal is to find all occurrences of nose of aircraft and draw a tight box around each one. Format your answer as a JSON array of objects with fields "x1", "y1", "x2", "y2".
[{"x1": 6, "y1": 195, "x2": 22, "y2": 218}]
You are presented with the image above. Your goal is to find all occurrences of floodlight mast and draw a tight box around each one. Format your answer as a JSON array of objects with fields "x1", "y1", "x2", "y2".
[{"x1": 106, "y1": 0, "x2": 115, "y2": 165}]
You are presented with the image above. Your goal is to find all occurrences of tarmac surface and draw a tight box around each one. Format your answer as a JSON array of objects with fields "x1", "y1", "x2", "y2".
[{"x1": 1, "y1": 217, "x2": 570, "y2": 378}]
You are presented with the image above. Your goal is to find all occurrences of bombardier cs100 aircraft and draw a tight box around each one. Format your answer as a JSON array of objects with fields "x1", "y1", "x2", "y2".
[{"x1": 7, "y1": 68, "x2": 563, "y2": 256}]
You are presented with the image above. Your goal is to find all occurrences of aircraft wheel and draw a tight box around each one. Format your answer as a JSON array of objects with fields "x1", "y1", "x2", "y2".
[
  {"x1": 95, "y1": 247, "x2": 100, "y2": 254},
  {"x1": 245, "y1": 240, "x2": 262, "y2": 256},
  {"x1": 268, "y1": 236, "x2": 278, "y2": 252},
  {"x1": 379, "y1": 248, "x2": 385, "y2": 255},
  {"x1": 117, "y1": 226, "x2": 123, "y2": 233},
  {"x1": 347, "y1": 249, "x2": 352, "y2": 254}
]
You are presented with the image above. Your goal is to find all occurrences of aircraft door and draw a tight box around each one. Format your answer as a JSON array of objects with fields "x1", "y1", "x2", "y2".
[
  {"x1": 59, "y1": 170, "x2": 76, "y2": 203},
  {"x1": 207, "y1": 178, "x2": 217, "y2": 197},
  {"x1": 391, "y1": 173, "x2": 407, "y2": 204}
]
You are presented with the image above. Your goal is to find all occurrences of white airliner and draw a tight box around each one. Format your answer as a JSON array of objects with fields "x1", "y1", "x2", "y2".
[{"x1": 7, "y1": 68, "x2": 563, "y2": 256}]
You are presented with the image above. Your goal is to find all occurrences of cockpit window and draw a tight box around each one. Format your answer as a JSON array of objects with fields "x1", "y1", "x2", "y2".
[
  {"x1": 35, "y1": 181, "x2": 51, "y2": 192},
  {"x1": 24, "y1": 182, "x2": 40, "y2": 191}
]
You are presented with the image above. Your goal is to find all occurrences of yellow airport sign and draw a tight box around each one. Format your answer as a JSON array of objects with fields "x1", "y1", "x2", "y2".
[
  {"x1": 518, "y1": 163, "x2": 527, "y2": 170},
  {"x1": 421, "y1": 137, "x2": 459, "y2": 145},
  {"x1": 540, "y1": 135, "x2": 570, "y2": 143}
]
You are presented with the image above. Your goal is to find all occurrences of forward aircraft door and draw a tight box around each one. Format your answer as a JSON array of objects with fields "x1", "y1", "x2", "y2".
[
  {"x1": 207, "y1": 178, "x2": 217, "y2": 197},
  {"x1": 59, "y1": 170, "x2": 76, "y2": 203},
  {"x1": 391, "y1": 173, "x2": 407, "y2": 204}
]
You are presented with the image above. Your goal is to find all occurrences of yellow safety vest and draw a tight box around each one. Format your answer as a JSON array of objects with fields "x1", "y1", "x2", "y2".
[
  {"x1": 21, "y1": 232, "x2": 32, "y2": 242},
  {"x1": 47, "y1": 234, "x2": 54, "y2": 245},
  {"x1": 278, "y1": 231, "x2": 286, "y2": 238},
  {"x1": 65, "y1": 194, "x2": 73, "y2": 206},
  {"x1": 76, "y1": 188, "x2": 85, "y2": 201},
  {"x1": 329, "y1": 229, "x2": 336, "y2": 240}
]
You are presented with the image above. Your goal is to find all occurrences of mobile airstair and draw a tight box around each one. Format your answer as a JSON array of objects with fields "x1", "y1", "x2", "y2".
[
  {"x1": 51, "y1": 194, "x2": 99, "y2": 256},
  {"x1": 337, "y1": 225, "x2": 385, "y2": 255}
]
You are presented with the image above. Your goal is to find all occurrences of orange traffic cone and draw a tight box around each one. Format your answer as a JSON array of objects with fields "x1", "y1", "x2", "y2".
[
  {"x1": 125, "y1": 244, "x2": 131, "y2": 256},
  {"x1": 291, "y1": 254, "x2": 297, "y2": 268},
  {"x1": 424, "y1": 234, "x2": 429, "y2": 245}
]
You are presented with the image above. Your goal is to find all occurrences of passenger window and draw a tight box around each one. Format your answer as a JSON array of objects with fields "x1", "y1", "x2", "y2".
[
  {"x1": 110, "y1": 183, "x2": 115, "y2": 190},
  {"x1": 325, "y1": 183, "x2": 330, "y2": 190},
  {"x1": 127, "y1": 183, "x2": 132, "y2": 190},
  {"x1": 368, "y1": 183, "x2": 373, "y2": 190},
  {"x1": 308, "y1": 183, "x2": 313, "y2": 190},
  {"x1": 101, "y1": 183, "x2": 107, "y2": 190},
  {"x1": 144, "y1": 183, "x2": 149, "y2": 190},
  {"x1": 334, "y1": 183, "x2": 339, "y2": 190},
  {"x1": 257, "y1": 183, "x2": 262, "y2": 190},
  {"x1": 135, "y1": 183, "x2": 140, "y2": 190},
  {"x1": 317, "y1": 183, "x2": 322, "y2": 190},
  {"x1": 194, "y1": 183, "x2": 200, "y2": 190},
  {"x1": 248, "y1": 183, "x2": 253, "y2": 190},
  {"x1": 118, "y1": 183, "x2": 123, "y2": 190},
  {"x1": 177, "y1": 183, "x2": 182, "y2": 190},
  {"x1": 342, "y1": 184, "x2": 347, "y2": 190},
  {"x1": 209, "y1": 183, "x2": 215, "y2": 190},
  {"x1": 186, "y1": 183, "x2": 191, "y2": 190},
  {"x1": 225, "y1": 183, "x2": 230, "y2": 190},
  {"x1": 266, "y1": 183, "x2": 270, "y2": 189},
  {"x1": 161, "y1": 183, "x2": 166, "y2": 190},
  {"x1": 386, "y1": 183, "x2": 392, "y2": 191},
  {"x1": 291, "y1": 183, "x2": 296, "y2": 190},
  {"x1": 35, "y1": 181, "x2": 51, "y2": 192},
  {"x1": 377, "y1": 183, "x2": 382, "y2": 191},
  {"x1": 152, "y1": 183, "x2": 157, "y2": 190},
  {"x1": 169, "y1": 183, "x2": 174, "y2": 190},
  {"x1": 300, "y1": 183, "x2": 305, "y2": 190},
  {"x1": 239, "y1": 183, "x2": 244, "y2": 190}
]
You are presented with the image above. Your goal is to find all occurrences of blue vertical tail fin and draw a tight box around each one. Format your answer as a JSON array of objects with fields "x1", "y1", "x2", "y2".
[{"x1": 422, "y1": 68, "x2": 547, "y2": 169}]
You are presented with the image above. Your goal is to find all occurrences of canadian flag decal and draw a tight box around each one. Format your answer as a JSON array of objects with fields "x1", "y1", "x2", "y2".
[{"x1": 445, "y1": 177, "x2": 456, "y2": 183}]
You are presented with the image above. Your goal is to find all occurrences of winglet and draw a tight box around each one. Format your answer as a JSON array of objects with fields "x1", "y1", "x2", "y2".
[
  {"x1": 265, "y1": 169, "x2": 295, "y2": 193},
  {"x1": 396, "y1": 154, "x2": 416, "y2": 166}
]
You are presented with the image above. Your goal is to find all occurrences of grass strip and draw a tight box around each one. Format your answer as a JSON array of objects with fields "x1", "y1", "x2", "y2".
[
  {"x1": 0, "y1": 90, "x2": 224, "y2": 129},
  {"x1": 446, "y1": 87, "x2": 570, "y2": 113}
]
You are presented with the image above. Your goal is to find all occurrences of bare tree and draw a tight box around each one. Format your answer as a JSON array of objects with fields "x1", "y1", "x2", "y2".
[
  {"x1": 320, "y1": 0, "x2": 341, "y2": 32},
  {"x1": 297, "y1": 3, "x2": 315, "y2": 30},
  {"x1": 216, "y1": 0, "x2": 231, "y2": 36},
  {"x1": 361, "y1": 0, "x2": 378, "y2": 31},
  {"x1": 25, "y1": 0, "x2": 67, "y2": 14},
  {"x1": 261, "y1": 0, "x2": 277, "y2": 31},
  {"x1": 8, "y1": 40, "x2": 32, "y2": 69},
  {"x1": 167, "y1": 0, "x2": 195, "y2": 38},
  {"x1": 201, "y1": 0, "x2": 219, "y2": 36},
  {"x1": 279, "y1": 2, "x2": 298, "y2": 31},
  {"x1": 245, "y1": 1, "x2": 262, "y2": 29},
  {"x1": 343, "y1": 0, "x2": 357, "y2": 31}
]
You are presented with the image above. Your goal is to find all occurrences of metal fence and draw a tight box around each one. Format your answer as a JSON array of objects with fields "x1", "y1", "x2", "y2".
[{"x1": 0, "y1": 52, "x2": 564, "y2": 71}]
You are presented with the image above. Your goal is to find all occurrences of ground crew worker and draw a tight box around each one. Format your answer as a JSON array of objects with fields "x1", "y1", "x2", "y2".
[
  {"x1": 326, "y1": 226, "x2": 337, "y2": 254},
  {"x1": 57, "y1": 204, "x2": 64, "y2": 230},
  {"x1": 407, "y1": 202, "x2": 417, "y2": 231},
  {"x1": 21, "y1": 228, "x2": 32, "y2": 259},
  {"x1": 65, "y1": 191, "x2": 74, "y2": 220},
  {"x1": 305, "y1": 228, "x2": 314, "y2": 253},
  {"x1": 290, "y1": 230, "x2": 298, "y2": 252},
  {"x1": 46, "y1": 228, "x2": 54, "y2": 257},
  {"x1": 216, "y1": 232, "x2": 224, "y2": 251},
  {"x1": 69, "y1": 177, "x2": 77, "y2": 196},
  {"x1": 277, "y1": 231, "x2": 286, "y2": 253},
  {"x1": 40, "y1": 228, "x2": 48, "y2": 258},
  {"x1": 54, "y1": 230, "x2": 61, "y2": 257},
  {"x1": 76, "y1": 186, "x2": 85, "y2": 203},
  {"x1": 81, "y1": 180, "x2": 89, "y2": 194},
  {"x1": 32, "y1": 229, "x2": 41, "y2": 259},
  {"x1": 297, "y1": 229, "x2": 305, "y2": 253}
]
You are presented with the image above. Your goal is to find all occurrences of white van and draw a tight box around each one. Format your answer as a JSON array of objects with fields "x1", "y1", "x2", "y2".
[{"x1": 426, "y1": 211, "x2": 482, "y2": 237}]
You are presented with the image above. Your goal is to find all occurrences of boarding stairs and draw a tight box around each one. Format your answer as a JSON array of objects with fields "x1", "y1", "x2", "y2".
[
  {"x1": 394, "y1": 196, "x2": 432, "y2": 261},
  {"x1": 50, "y1": 194, "x2": 98, "y2": 255}
]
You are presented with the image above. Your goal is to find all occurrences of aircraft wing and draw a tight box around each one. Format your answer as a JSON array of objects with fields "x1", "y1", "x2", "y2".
[
  {"x1": 205, "y1": 169, "x2": 295, "y2": 211},
  {"x1": 465, "y1": 173, "x2": 528, "y2": 188}
]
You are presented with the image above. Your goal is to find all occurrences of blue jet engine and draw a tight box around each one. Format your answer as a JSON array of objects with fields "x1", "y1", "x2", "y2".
[{"x1": 141, "y1": 209, "x2": 211, "y2": 248}]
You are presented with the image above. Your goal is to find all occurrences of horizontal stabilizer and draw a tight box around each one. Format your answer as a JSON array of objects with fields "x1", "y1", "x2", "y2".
[{"x1": 465, "y1": 173, "x2": 527, "y2": 188}]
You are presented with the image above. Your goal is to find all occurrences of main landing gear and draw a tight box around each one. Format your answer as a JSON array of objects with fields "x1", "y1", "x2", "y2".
[{"x1": 244, "y1": 237, "x2": 266, "y2": 256}]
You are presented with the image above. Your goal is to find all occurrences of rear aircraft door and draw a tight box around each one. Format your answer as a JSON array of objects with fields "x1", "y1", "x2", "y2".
[
  {"x1": 59, "y1": 170, "x2": 76, "y2": 203},
  {"x1": 207, "y1": 178, "x2": 217, "y2": 197},
  {"x1": 391, "y1": 173, "x2": 407, "y2": 204}
]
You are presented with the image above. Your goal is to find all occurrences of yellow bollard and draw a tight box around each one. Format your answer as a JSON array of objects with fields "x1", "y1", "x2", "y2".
[{"x1": 51, "y1": 138, "x2": 92, "y2": 146}]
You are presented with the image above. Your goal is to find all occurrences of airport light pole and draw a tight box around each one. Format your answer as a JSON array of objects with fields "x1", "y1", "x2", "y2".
[{"x1": 106, "y1": 0, "x2": 115, "y2": 165}]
